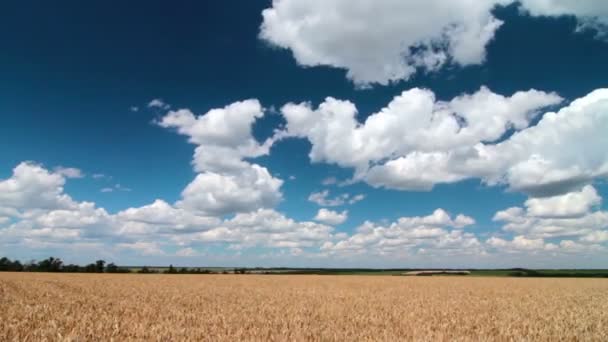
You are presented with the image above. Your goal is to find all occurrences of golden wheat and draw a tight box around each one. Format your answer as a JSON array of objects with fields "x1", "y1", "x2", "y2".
[{"x1": 1, "y1": 272, "x2": 607, "y2": 341}]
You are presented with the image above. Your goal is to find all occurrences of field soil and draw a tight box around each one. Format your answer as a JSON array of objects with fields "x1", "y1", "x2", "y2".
[{"x1": 1, "y1": 273, "x2": 607, "y2": 341}]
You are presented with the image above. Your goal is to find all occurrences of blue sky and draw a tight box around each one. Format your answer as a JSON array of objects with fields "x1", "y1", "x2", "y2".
[{"x1": 1, "y1": 1, "x2": 607, "y2": 267}]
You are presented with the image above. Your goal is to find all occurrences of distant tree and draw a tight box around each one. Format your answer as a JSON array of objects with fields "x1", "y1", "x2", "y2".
[
  {"x1": 164, "y1": 264, "x2": 177, "y2": 274},
  {"x1": 95, "y1": 260, "x2": 106, "y2": 273},
  {"x1": 63, "y1": 264, "x2": 82, "y2": 272},
  {"x1": 0, "y1": 257, "x2": 23, "y2": 272},
  {"x1": 139, "y1": 266, "x2": 151, "y2": 274},
  {"x1": 84, "y1": 263, "x2": 97, "y2": 273},
  {"x1": 105, "y1": 263, "x2": 118, "y2": 273},
  {"x1": 37, "y1": 257, "x2": 63, "y2": 272}
]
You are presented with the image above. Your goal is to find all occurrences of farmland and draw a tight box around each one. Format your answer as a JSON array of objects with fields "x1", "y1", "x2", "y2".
[{"x1": 1, "y1": 273, "x2": 607, "y2": 341}]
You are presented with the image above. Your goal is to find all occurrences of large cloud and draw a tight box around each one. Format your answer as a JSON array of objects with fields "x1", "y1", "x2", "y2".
[
  {"x1": 260, "y1": 0, "x2": 507, "y2": 86},
  {"x1": 492, "y1": 186, "x2": 608, "y2": 245},
  {"x1": 159, "y1": 100, "x2": 283, "y2": 215},
  {"x1": 281, "y1": 86, "x2": 570, "y2": 192},
  {"x1": 0, "y1": 162, "x2": 333, "y2": 257},
  {"x1": 0, "y1": 162, "x2": 76, "y2": 216},
  {"x1": 321, "y1": 209, "x2": 479, "y2": 256},
  {"x1": 260, "y1": 1, "x2": 608, "y2": 85}
]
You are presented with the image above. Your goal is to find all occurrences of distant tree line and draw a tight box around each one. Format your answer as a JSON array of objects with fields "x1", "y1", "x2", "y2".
[{"x1": 0, "y1": 256, "x2": 130, "y2": 273}]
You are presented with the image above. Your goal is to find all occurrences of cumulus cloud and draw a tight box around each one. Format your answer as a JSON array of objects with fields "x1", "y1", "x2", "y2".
[
  {"x1": 524, "y1": 185, "x2": 601, "y2": 218},
  {"x1": 0, "y1": 162, "x2": 335, "y2": 256},
  {"x1": 321, "y1": 209, "x2": 478, "y2": 257},
  {"x1": 260, "y1": 0, "x2": 507, "y2": 86},
  {"x1": 492, "y1": 186, "x2": 608, "y2": 247},
  {"x1": 281, "y1": 86, "x2": 568, "y2": 193},
  {"x1": 0, "y1": 162, "x2": 76, "y2": 216},
  {"x1": 314, "y1": 209, "x2": 348, "y2": 225},
  {"x1": 172, "y1": 209, "x2": 336, "y2": 250},
  {"x1": 159, "y1": 100, "x2": 283, "y2": 215},
  {"x1": 308, "y1": 190, "x2": 364, "y2": 207},
  {"x1": 260, "y1": 1, "x2": 608, "y2": 85},
  {"x1": 519, "y1": 0, "x2": 608, "y2": 36},
  {"x1": 176, "y1": 166, "x2": 282, "y2": 216}
]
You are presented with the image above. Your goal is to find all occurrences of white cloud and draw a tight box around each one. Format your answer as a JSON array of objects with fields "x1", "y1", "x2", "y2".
[
  {"x1": 174, "y1": 209, "x2": 335, "y2": 250},
  {"x1": 486, "y1": 89, "x2": 608, "y2": 196},
  {"x1": 580, "y1": 230, "x2": 608, "y2": 243},
  {"x1": 92, "y1": 173, "x2": 108, "y2": 180},
  {"x1": 524, "y1": 185, "x2": 601, "y2": 218},
  {"x1": 0, "y1": 162, "x2": 76, "y2": 216},
  {"x1": 176, "y1": 166, "x2": 282, "y2": 216},
  {"x1": 321, "y1": 177, "x2": 337, "y2": 186},
  {"x1": 148, "y1": 98, "x2": 170, "y2": 110},
  {"x1": 308, "y1": 190, "x2": 348, "y2": 206},
  {"x1": 493, "y1": 187, "x2": 608, "y2": 242},
  {"x1": 175, "y1": 247, "x2": 200, "y2": 257},
  {"x1": 314, "y1": 208, "x2": 348, "y2": 225},
  {"x1": 260, "y1": 0, "x2": 508, "y2": 86},
  {"x1": 349, "y1": 194, "x2": 365, "y2": 204},
  {"x1": 322, "y1": 209, "x2": 478, "y2": 256},
  {"x1": 486, "y1": 235, "x2": 549, "y2": 251},
  {"x1": 281, "y1": 86, "x2": 564, "y2": 192},
  {"x1": 53, "y1": 166, "x2": 84, "y2": 179},
  {"x1": 159, "y1": 100, "x2": 283, "y2": 215},
  {"x1": 130, "y1": 106, "x2": 139, "y2": 112},
  {"x1": 117, "y1": 241, "x2": 166, "y2": 256},
  {"x1": 519, "y1": 0, "x2": 608, "y2": 36},
  {"x1": 308, "y1": 190, "x2": 364, "y2": 207},
  {"x1": 260, "y1": 1, "x2": 608, "y2": 86}
]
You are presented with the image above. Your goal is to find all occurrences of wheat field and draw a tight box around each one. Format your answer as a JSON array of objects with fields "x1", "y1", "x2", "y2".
[{"x1": 1, "y1": 273, "x2": 607, "y2": 341}]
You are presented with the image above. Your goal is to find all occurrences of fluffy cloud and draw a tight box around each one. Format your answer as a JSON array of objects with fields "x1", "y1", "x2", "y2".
[
  {"x1": 159, "y1": 100, "x2": 283, "y2": 215},
  {"x1": 260, "y1": 0, "x2": 507, "y2": 86},
  {"x1": 173, "y1": 209, "x2": 336, "y2": 250},
  {"x1": 314, "y1": 209, "x2": 348, "y2": 225},
  {"x1": 524, "y1": 185, "x2": 601, "y2": 218},
  {"x1": 0, "y1": 162, "x2": 335, "y2": 256},
  {"x1": 493, "y1": 186, "x2": 608, "y2": 245},
  {"x1": 176, "y1": 166, "x2": 282, "y2": 216},
  {"x1": 519, "y1": 0, "x2": 608, "y2": 36},
  {"x1": 260, "y1": 1, "x2": 608, "y2": 85},
  {"x1": 321, "y1": 209, "x2": 478, "y2": 256},
  {"x1": 486, "y1": 235, "x2": 550, "y2": 251},
  {"x1": 486, "y1": 89, "x2": 608, "y2": 196},
  {"x1": 281, "y1": 86, "x2": 566, "y2": 192},
  {"x1": 53, "y1": 167, "x2": 84, "y2": 179},
  {"x1": 116, "y1": 199, "x2": 220, "y2": 233},
  {"x1": 0, "y1": 162, "x2": 76, "y2": 216},
  {"x1": 308, "y1": 190, "x2": 365, "y2": 206}
]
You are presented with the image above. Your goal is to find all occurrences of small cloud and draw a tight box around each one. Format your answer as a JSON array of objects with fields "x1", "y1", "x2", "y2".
[
  {"x1": 54, "y1": 166, "x2": 84, "y2": 179},
  {"x1": 349, "y1": 194, "x2": 365, "y2": 204},
  {"x1": 289, "y1": 175, "x2": 296, "y2": 180},
  {"x1": 130, "y1": 106, "x2": 139, "y2": 112},
  {"x1": 314, "y1": 208, "x2": 348, "y2": 225},
  {"x1": 175, "y1": 247, "x2": 200, "y2": 257},
  {"x1": 101, "y1": 183, "x2": 131, "y2": 193},
  {"x1": 92, "y1": 173, "x2": 108, "y2": 180},
  {"x1": 308, "y1": 190, "x2": 365, "y2": 206},
  {"x1": 322, "y1": 177, "x2": 337, "y2": 185},
  {"x1": 114, "y1": 184, "x2": 132, "y2": 192},
  {"x1": 148, "y1": 98, "x2": 171, "y2": 110}
]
